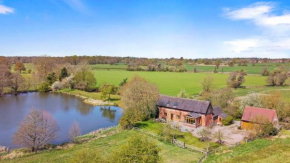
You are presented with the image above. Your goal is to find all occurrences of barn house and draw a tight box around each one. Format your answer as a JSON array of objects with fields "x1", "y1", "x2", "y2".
[{"x1": 157, "y1": 95, "x2": 227, "y2": 128}]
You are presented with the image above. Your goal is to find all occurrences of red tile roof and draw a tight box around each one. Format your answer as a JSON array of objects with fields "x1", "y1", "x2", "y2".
[{"x1": 241, "y1": 106, "x2": 278, "y2": 123}]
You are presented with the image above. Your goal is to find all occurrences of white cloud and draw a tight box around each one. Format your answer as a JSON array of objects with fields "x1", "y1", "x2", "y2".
[
  {"x1": 0, "y1": 4, "x2": 14, "y2": 14},
  {"x1": 223, "y1": 2, "x2": 290, "y2": 58},
  {"x1": 62, "y1": 0, "x2": 88, "y2": 13},
  {"x1": 224, "y1": 39, "x2": 259, "y2": 53}
]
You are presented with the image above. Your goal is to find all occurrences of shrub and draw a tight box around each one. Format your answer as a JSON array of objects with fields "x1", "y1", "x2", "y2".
[
  {"x1": 38, "y1": 82, "x2": 51, "y2": 92},
  {"x1": 51, "y1": 81, "x2": 62, "y2": 91},
  {"x1": 222, "y1": 115, "x2": 233, "y2": 125},
  {"x1": 227, "y1": 71, "x2": 245, "y2": 88}
]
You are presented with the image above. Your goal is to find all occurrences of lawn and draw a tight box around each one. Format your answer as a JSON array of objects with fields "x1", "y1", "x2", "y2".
[
  {"x1": 92, "y1": 69, "x2": 268, "y2": 96},
  {"x1": 135, "y1": 120, "x2": 220, "y2": 149},
  {"x1": 204, "y1": 138, "x2": 290, "y2": 163},
  {"x1": 0, "y1": 130, "x2": 203, "y2": 163},
  {"x1": 59, "y1": 89, "x2": 121, "y2": 102}
]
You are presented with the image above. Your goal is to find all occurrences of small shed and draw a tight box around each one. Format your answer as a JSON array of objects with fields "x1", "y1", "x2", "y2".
[{"x1": 241, "y1": 106, "x2": 279, "y2": 130}]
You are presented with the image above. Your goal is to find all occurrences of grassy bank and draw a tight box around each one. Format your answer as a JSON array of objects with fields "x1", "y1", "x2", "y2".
[
  {"x1": 135, "y1": 120, "x2": 220, "y2": 149},
  {"x1": 0, "y1": 128, "x2": 203, "y2": 163},
  {"x1": 59, "y1": 89, "x2": 121, "y2": 105},
  {"x1": 204, "y1": 130, "x2": 290, "y2": 163}
]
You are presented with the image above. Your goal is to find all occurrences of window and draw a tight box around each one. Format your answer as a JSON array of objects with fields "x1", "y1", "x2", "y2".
[
  {"x1": 164, "y1": 112, "x2": 167, "y2": 117},
  {"x1": 185, "y1": 116, "x2": 195, "y2": 124},
  {"x1": 171, "y1": 114, "x2": 174, "y2": 120},
  {"x1": 176, "y1": 115, "x2": 180, "y2": 119},
  {"x1": 173, "y1": 102, "x2": 178, "y2": 108}
]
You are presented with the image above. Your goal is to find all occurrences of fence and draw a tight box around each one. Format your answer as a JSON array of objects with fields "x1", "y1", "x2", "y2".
[{"x1": 134, "y1": 127, "x2": 206, "y2": 154}]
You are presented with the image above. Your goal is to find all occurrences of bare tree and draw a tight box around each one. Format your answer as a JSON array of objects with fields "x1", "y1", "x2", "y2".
[
  {"x1": 13, "y1": 109, "x2": 59, "y2": 152},
  {"x1": 227, "y1": 71, "x2": 245, "y2": 88},
  {"x1": 14, "y1": 62, "x2": 26, "y2": 73},
  {"x1": 9, "y1": 72, "x2": 26, "y2": 95},
  {"x1": 213, "y1": 130, "x2": 224, "y2": 144},
  {"x1": 69, "y1": 121, "x2": 81, "y2": 142},
  {"x1": 0, "y1": 64, "x2": 11, "y2": 96},
  {"x1": 197, "y1": 128, "x2": 211, "y2": 141}
]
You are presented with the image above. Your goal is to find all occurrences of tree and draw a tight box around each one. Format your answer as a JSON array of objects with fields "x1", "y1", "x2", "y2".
[
  {"x1": 100, "y1": 84, "x2": 118, "y2": 101},
  {"x1": 74, "y1": 67, "x2": 97, "y2": 92},
  {"x1": 266, "y1": 68, "x2": 288, "y2": 86},
  {"x1": 177, "y1": 89, "x2": 187, "y2": 98},
  {"x1": 213, "y1": 130, "x2": 224, "y2": 144},
  {"x1": 260, "y1": 66, "x2": 269, "y2": 76},
  {"x1": 46, "y1": 72, "x2": 57, "y2": 85},
  {"x1": 200, "y1": 76, "x2": 214, "y2": 93},
  {"x1": 239, "y1": 92, "x2": 264, "y2": 112},
  {"x1": 214, "y1": 60, "x2": 222, "y2": 69},
  {"x1": 228, "y1": 61, "x2": 234, "y2": 67},
  {"x1": 61, "y1": 74, "x2": 75, "y2": 89},
  {"x1": 158, "y1": 123, "x2": 180, "y2": 141},
  {"x1": 197, "y1": 128, "x2": 211, "y2": 141},
  {"x1": 251, "y1": 116, "x2": 278, "y2": 138},
  {"x1": 193, "y1": 67, "x2": 198, "y2": 73},
  {"x1": 33, "y1": 56, "x2": 55, "y2": 82},
  {"x1": 0, "y1": 64, "x2": 11, "y2": 96},
  {"x1": 9, "y1": 72, "x2": 25, "y2": 95},
  {"x1": 227, "y1": 71, "x2": 245, "y2": 88},
  {"x1": 210, "y1": 88, "x2": 235, "y2": 108},
  {"x1": 69, "y1": 121, "x2": 81, "y2": 142},
  {"x1": 51, "y1": 81, "x2": 62, "y2": 91},
  {"x1": 110, "y1": 134, "x2": 161, "y2": 163},
  {"x1": 14, "y1": 62, "x2": 26, "y2": 73},
  {"x1": 59, "y1": 67, "x2": 69, "y2": 81},
  {"x1": 13, "y1": 109, "x2": 59, "y2": 152},
  {"x1": 120, "y1": 75, "x2": 159, "y2": 128}
]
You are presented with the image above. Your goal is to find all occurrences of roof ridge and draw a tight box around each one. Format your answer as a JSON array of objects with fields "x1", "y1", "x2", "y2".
[
  {"x1": 159, "y1": 94, "x2": 210, "y2": 103},
  {"x1": 245, "y1": 106, "x2": 276, "y2": 112}
]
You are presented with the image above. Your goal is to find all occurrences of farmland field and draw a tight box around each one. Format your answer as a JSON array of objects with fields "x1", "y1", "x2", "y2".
[
  {"x1": 185, "y1": 63, "x2": 290, "y2": 74},
  {"x1": 93, "y1": 69, "x2": 267, "y2": 96},
  {"x1": 19, "y1": 63, "x2": 290, "y2": 97}
]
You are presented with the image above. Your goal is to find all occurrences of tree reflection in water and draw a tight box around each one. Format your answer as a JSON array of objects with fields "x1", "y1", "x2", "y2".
[
  {"x1": 76, "y1": 103, "x2": 94, "y2": 115},
  {"x1": 100, "y1": 107, "x2": 116, "y2": 121}
]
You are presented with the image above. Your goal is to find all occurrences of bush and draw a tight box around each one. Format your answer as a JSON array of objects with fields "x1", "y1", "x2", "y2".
[
  {"x1": 222, "y1": 115, "x2": 233, "y2": 125},
  {"x1": 38, "y1": 82, "x2": 51, "y2": 92},
  {"x1": 51, "y1": 81, "x2": 62, "y2": 91},
  {"x1": 71, "y1": 150, "x2": 105, "y2": 163}
]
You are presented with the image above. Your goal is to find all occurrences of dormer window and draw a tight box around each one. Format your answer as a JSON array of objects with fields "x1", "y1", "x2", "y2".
[
  {"x1": 166, "y1": 101, "x2": 170, "y2": 107},
  {"x1": 173, "y1": 102, "x2": 178, "y2": 108}
]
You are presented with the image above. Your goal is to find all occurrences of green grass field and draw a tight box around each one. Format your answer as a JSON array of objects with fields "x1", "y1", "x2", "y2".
[
  {"x1": 19, "y1": 63, "x2": 290, "y2": 97},
  {"x1": 185, "y1": 63, "x2": 290, "y2": 74},
  {"x1": 0, "y1": 129, "x2": 203, "y2": 163},
  {"x1": 93, "y1": 69, "x2": 268, "y2": 96},
  {"x1": 204, "y1": 137, "x2": 290, "y2": 163}
]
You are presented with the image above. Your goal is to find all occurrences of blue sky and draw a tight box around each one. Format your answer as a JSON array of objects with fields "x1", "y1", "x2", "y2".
[{"x1": 0, "y1": 0, "x2": 290, "y2": 58}]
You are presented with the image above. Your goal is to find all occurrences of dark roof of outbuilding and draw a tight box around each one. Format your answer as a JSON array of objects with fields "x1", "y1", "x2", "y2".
[
  {"x1": 213, "y1": 106, "x2": 228, "y2": 118},
  {"x1": 157, "y1": 95, "x2": 211, "y2": 114}
]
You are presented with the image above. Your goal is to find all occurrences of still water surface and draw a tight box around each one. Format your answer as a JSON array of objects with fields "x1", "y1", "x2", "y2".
[{"x1": 0, "y1": 92, "x2": 123, "y2": 148}]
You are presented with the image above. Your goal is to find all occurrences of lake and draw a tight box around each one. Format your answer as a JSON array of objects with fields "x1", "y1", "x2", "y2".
[{"x1": 0, "y1": 92, "x2": 123, "y2": 148}]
